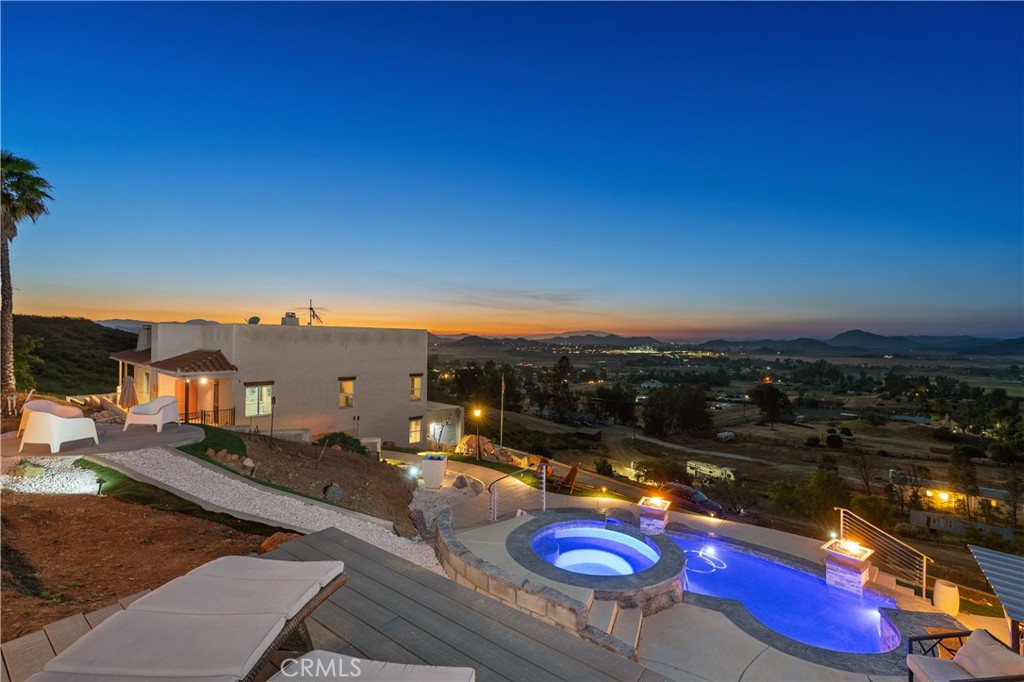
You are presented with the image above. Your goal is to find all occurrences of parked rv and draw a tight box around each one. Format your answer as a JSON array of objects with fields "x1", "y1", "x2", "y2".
[
  {"x1": 687, "y1": 461, "x2": 740, "y2": 483},
  {"x1": 716, "y1": 431, "x2": 735, "y2": 442}
]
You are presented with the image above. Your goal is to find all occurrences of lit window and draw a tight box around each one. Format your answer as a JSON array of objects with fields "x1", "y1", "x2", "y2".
[
  {"x1": 410, "y1": 374, "x2": 422, "y2": 401},
  {"x1": 244, "y1": 383, "x2": 273, "y2": 417},
  {"x1": 409, "y1": 417, "x2": 422, "y2": 444},
  {"x1": 339, "y1": 377, "x2": 356, "y2": 408}
]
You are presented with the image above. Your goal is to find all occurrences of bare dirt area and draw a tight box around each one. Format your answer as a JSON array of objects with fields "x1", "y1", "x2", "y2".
[
  {"x1": 226, "y1": 435, "x2": 418, "y2": 537},
  {"x1": 1, "y1": 492, "x2": 265, "y2": 642}
]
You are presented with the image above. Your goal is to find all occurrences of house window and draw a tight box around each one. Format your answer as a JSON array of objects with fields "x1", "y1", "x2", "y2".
[
  {"x1": 339, "y1": 377, "x2": 356, "y2": 408},
  {"x1": 409, "y1": 417, "x2": 422, "y2": 444},
  {"x1": 410, "y1": 374, "x2": 422, "y2": 401},
  {"x1": 244, "y1": 382, "x2": 273, "y2": 417}
]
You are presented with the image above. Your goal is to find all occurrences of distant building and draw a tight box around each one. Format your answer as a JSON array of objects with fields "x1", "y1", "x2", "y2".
[
  {"x1": 639, "y1": 379, "x2": 665, "y2": 391},
  {"x1": 112, "y1": 320, "x2": 463, "y2": 448}
]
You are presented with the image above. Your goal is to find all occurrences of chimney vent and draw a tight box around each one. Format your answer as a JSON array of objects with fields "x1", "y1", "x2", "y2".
[{"x1": 281, "y1": 312, "x2": 299, "y2": 326}]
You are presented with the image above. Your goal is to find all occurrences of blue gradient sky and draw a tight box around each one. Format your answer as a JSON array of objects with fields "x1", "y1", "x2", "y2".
[{"x1": 3, "y1": 2, "x2": 1021, "y2": 339}]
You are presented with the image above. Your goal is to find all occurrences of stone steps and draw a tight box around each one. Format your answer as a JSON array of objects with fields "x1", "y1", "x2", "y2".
[
  {"x1": 611, "y1": 606, "x2": 644, "y2": 652},
  {"x1": 588, "y1": 599, "x2": 618, "y2": 635}
]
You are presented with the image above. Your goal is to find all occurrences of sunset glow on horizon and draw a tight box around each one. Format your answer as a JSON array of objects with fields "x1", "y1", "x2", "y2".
[{"x1": 3, "y1": 2, "x2": 1021, "y2": 341}]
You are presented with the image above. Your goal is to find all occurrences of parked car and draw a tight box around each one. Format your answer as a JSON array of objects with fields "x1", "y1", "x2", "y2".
[{"x1": 658, "y1": 483, "x2": 725, "y2": 518}]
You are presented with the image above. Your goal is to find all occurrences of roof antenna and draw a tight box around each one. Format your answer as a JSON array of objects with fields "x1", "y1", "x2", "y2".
[{"x1": 288, "y1": 299, "x2": 327, "y2": 325}]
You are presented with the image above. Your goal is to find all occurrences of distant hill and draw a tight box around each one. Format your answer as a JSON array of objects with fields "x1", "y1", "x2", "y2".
[
  {"x1": 449, "y1": 335, "x2": 503, "y2": 348},
  {"x1": 14, "y1": 315, "x2": 137, "y2": 395},
  {"x1": 969, "y1": 337, "x2": 1024, "y2": 356},
  {"x1": 547, "y1": 333, "x2": 663, "y2": 347},
  {"x1": 827, "y1": 329, "x2": 1018, "y2": 353},
  {"x1": 97, "y1": 318, "x2": 149, "y2": 333}
]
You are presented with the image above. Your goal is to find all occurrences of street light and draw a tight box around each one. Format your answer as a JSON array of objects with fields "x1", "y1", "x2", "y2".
[{"x1": 473, "y1": 408, "x2": 482, "y2": 461}]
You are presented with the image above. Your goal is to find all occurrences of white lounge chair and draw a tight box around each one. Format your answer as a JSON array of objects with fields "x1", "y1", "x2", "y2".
[
  {"x1": 17, "y1": 399, "x2": 83, "y2": 436},
  {"x1": 27, "y1": 556, "x2": 349, "y2": 682},
  {"x1": 19, "y1": 411, "x2": 99, "y2": 454},
  {"x1": 123, "y1": 395, "x2": 179, "y2": 433},
  {"x1": 907, "y1": 628, "x2": 1024, "y2": 682}
]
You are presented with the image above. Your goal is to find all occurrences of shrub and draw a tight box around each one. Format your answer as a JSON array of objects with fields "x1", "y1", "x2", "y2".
[
  {"x1": 839, "y1": 427, "x2": 853, "y2": 437},
  {"x1": 593, "y1": 457, "x2": 615, "y2": 477},
  {"x1": 825, "y1": 434, "x2": 844, "y2": 449},
  {"x1": 893, "y1": 522, "x2": 922, "y2": 539},
  {"x1": 851, "y1": 493, "x2": 891, "y2": 529},
  {"x1": 634, "y1": 459, "x2": 689, "y2": 485},
  {"x1": 934, "y1": 426, "x2": 957, "y2": 443},
  {"x1": 314, "y1": 432, "x2": 369, "y2": 456},
  {"x1": 804, "y1": 435, "x2": 821, "y2": 448}
]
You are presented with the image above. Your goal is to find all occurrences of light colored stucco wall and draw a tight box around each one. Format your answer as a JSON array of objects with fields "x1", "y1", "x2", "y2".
[{"x1": 149, "y1": 322, "x2": 430, "y2": 445}]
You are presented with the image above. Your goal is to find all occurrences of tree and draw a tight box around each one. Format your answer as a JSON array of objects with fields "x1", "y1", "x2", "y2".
[
  {"x1": 825, "y1": 434, "x2": 844, "y2": 449},
  {"x1": 708, "y1": 479, "x2": 761, "y2": 514},
  {"x1": 948, "y1": 448, "x2": 979, "y2": 520},
  {"x1": 988, "y1": 442, "x2": 1019, "y2": 467},
  {"x1": 748, "y1": 383, "x2": 790, "y2": 429},
  {"x1": 641, "y1": 385, "x2": 711, "y2": 437},
  {"x1": 1, "y1": 150, "x2": 53, "y2": 396},
  {"x1": 1002, "y1": 469, "x2": 1023, "y2": 529},
  {"x1": 846, "y1": 448, "x2": 877, "y2": 493}
]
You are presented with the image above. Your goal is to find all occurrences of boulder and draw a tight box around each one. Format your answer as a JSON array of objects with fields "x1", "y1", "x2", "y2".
[
  {"x1": 257, "y1": 532, "x2": 301, "y2": 555},
  {"x1": 205, "y1": 447, "x2": 216, "y2": 457},
  {"x1": 453, "y1": 475, "x2": 468, "y2": 489},
  {"x1": 11, "y1": 462, "x2": 46, "y2": 478},
  {"x1": 242, "y1": 457, "x2": 255, "y2": 469},
  {"x1": 229, "y1": 454, "x2": 239, "y2": 461},
  {"x1": 330, "y1": 444, "x2": 342, "y2": 451},
  {"x1": 323, "y1": 483, "x2": 344, "y2": 502}
]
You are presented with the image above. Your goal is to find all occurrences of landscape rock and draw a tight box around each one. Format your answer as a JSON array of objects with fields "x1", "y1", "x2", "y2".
[
  {"x1": 229, "y1": 454, "x2": 239, "y2": 461},
  {"x1": 242, "y1": 457, "x2": 255, "y2": 469},
  {"x1": 205, "y1": 447, "x2": 216, "y2": 458},
  {"x1": 257, "y1": 531, "x2": 302, "y2": 554},
  {"x1": 323, "y1": 483, "x2": 344, "y2": 502},
  {"x1": 12, "y1": 462, "x2": 47, "y2": 478},
  {"x1": 453, "y1": 475, "x2": 468, "y2": 489},
  {"x1": 330, "y1": 444, "x2": 342, "y2": 451}
]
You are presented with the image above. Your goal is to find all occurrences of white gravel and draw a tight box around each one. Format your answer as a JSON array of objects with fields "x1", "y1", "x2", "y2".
[
  {"x1": 1, "y1": 457, "x2": 100, "y2": 494},
  {"x1": 3, "y1": 448, "x2": 446, "y2": 575}
]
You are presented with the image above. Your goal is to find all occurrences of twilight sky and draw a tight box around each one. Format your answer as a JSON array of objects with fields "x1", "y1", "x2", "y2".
[{"x1": 2, "y1": 2, "x2": 1021, "y2": 340}]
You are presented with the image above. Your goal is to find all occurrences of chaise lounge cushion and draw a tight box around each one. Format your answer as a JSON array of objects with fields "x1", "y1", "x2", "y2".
[
  {"x1": 28, "y1": 557, "x2": 346, "y2": 682},
  {"x1": 906, "y1": 654, "x2": 972, "y2": 682},
  {"x1": 270, "y1": 651, "x2": 476, "y2": 682},
  {"x1": 42, "y1": 610, "x2": 286, "y2": 679},
  {"x1": 952, "y1": 629, "x2": 1024, "y2": 678}
]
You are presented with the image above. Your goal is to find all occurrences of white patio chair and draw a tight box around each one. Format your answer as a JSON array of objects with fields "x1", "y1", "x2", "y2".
[
  {"x1": 17, "y1": 399, "x2": 83, "y2": 436},
  {"x1": 123, "y1": 395, "x2": 179, "y2": 433},
  {"x1": 19, "y1": 411, "x2": 98, "y2": 454}
]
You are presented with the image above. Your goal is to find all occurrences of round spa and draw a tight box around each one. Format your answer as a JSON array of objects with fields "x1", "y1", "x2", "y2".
[
  {"x1": 532, "y1": 523, "x2": 660, "y2": 576},
  {"x1": 506, "y1": 511, "x2": 686, "y2": 611}
]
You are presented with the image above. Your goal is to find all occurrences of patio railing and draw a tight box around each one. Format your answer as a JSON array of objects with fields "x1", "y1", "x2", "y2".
[
  {"x1": 180, "y1": 408, "x2": 236, "y2": 427},
  {"x1": 489, "y1": 465, "x2": 547, "y2": 522},
  {"x1": 836, "y1": 507, "x2": 933, "y2": 595}
]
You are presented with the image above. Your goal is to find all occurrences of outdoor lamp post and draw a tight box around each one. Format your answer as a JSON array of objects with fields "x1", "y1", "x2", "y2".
[{"x1": 473, "y1": 408, "x2": 482, "y2": 461}]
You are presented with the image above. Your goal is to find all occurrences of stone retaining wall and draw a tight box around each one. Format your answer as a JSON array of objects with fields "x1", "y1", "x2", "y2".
[{"x1": 432, "y1": 509, "x2": 587, "y2": 633}]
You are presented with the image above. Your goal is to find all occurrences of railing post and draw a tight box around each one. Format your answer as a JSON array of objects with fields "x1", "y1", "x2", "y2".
[
  {"x1": 491, "y1": 484, "x2": 498, "y2": 522},
  {"x1": 541, "y1": 465, "x2": 547, "y2": 512}
]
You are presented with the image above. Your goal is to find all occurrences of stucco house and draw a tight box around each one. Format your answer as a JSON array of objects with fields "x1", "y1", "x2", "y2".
[{"x1": 111, "y1": 319, "x2": 464, "y2": 448}]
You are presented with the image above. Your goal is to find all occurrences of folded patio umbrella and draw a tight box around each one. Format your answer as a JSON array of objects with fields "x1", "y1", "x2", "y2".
[{"x1": 117, "y1": 375, "x2": 139, "y2": 409}]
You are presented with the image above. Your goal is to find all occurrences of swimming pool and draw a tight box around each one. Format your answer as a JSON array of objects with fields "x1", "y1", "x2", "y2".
[
  {"x1": 671, "y1": 534, "x2": 899, "y2": 654},
  {"x1": 532, "y1": 522, "x2": 660, "y2": 576}
]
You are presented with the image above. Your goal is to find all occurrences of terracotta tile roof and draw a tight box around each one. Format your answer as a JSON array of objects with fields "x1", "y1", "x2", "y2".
[
  {"x1": 149, "y1": 349, "x2": 238, "y2": 374},
  {"x1": 110, "y1": 348, "x2": 152, "y2": 364}
]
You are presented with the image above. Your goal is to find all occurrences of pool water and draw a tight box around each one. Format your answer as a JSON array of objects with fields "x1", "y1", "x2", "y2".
[
  {"x1": 532, "y1": 523, "x2": 660, "y2": 576},
  {"x1": 672, "y1": 535, "x2": 899, "y2": 654}
]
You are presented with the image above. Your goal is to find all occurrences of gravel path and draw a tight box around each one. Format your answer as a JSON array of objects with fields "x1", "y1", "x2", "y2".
[
  {"x1": 3, "y1": 449, "x2": 445, "y2": 575},
  {"x1": 410, "y1": 471, "x2": 483, "y2": 531}
]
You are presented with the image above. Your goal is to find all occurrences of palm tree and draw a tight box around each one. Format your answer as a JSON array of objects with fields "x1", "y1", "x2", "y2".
[{"x1": 2, "y1": 150, "x2": 53, "y2": 396}]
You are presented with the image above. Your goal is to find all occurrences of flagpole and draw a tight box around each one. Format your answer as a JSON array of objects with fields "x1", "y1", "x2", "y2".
[{"x1": 500, "y1": 373, "x2": 505, "y2": 448}]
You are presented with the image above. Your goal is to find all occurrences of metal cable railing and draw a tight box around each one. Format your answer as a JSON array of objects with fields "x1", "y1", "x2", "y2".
[
  {"x1": 836, "y1": 507, "x2": 933, "y2": 594},
  {"x1": 488, "y1": 465, "x2": 547, "y2": 522}
]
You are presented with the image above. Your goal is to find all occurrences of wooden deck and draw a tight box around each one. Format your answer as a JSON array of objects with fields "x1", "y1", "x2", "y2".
[
  {"x1": 266, "y1": 527, "x2": 666, "y2": 682},
  {"x1": 2, "y1": 527, "x2": 667, "y2": 681},
  {"x1": 1, "y1": 591, "x2": 150, "y2": 682}
]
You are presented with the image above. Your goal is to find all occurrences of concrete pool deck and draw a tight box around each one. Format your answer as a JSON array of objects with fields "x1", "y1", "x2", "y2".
[{"x1": 394, "y1": 452, "x2": 992, "y2": 682}]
